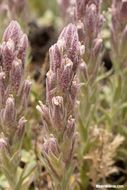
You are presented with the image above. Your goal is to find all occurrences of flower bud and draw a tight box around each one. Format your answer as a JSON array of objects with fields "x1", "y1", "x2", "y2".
[
  {"x1": 3, "y1": 96, "x2": 16, "y2": 127},
  {"x1": 17, "y1": 117, "x2": 26, "y2": 138},
  {"x1": 43, "y1": 136, "x2": 59, "y2": 157},
  {"x1": 49, "y1": 44, "x2": 62, "y2": 72},
  {"x1": 3, "y1": 20, "x2": 22, "y2": 46},
  {"x1": 85, "y1": 4, "x2": 98, "y2": 42},
  {"x1": 66, "y1": 116, "x2": 75, "y2": 138},
  {"x1": 46, "y1": 71, "x2": 56, "y2": 90},
  {"x1": 2, "y1": 39, "x2": 15, "y2": 76},
  {"x1": 10, "y1": 59, "x2": 23, "y2": 93},
  {"x1": 70, "y1": 77, "x2": 79, "y2": 105},
  {"x1": 20, "y1": 80, "x2": 31, "y2": 110},
  {"x1": 18, "y1": 34, "x2": 28, "y2": 66},
  {"x1": 60, "y1": 58, "x2": 73, "y2": 91},
  {"x1": 59, "y1": 23, "x2": 74, "y2": 48},
  {"x1": 13, "y1": 117, "x2": 26, "y2": 147},
  {"x1": 36, "y1": 101, "x2": 51, "y2": 129},
  {"x1": 51, "y1": 96, "x2": 64, "y2": 130},
  {"x1": 46, "y1": 71, "x2": 56, "y2": 103},
  {"x1": 79, "y1": 61, "x2": 88, "y2": 80}
]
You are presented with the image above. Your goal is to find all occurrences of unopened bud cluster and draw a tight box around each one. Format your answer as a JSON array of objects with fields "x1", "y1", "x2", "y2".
[{"x1": 37, "y1": 24, "x2": 81, "y2": 187}]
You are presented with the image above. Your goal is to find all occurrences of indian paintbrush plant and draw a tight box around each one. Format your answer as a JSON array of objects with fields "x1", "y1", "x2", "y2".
[
  {"x1": 57, "y1": 0, "x2": 126, "y2": 189},
  {"x1": 100, "y1": 0, "x2": 127, "y2": 134},
  {"x1": 57, "y1": 0, "x2": 104, "y2": 135},
  {"x1": 57, "y1": 0, "x2": 104, "y2": 188},
  {"x1": 99, "y1": 0, "x2": 127, "y2": 173},
  {"x1": 0, "y1": 21, "x2": 34, "y2": 190},
  {"x1": 37, "y1": 23, "x2": 82, "y2": 190},
  {"x1": 0, "y1": 1, "x2": 127, "y2": 189}
]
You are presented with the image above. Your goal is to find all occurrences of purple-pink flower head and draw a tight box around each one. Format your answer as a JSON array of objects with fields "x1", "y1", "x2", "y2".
[
  {"x1": 58, "y1": 23, "x2": 81, "y2": 71},
  {"x1": 3, "y1": 21, "x2": 23, "y2": 46}
]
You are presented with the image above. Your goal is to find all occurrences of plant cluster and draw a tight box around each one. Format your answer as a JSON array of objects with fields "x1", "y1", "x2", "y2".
[{"x1": 0, "y1": 0, "x2": 127, "y2": 190}]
